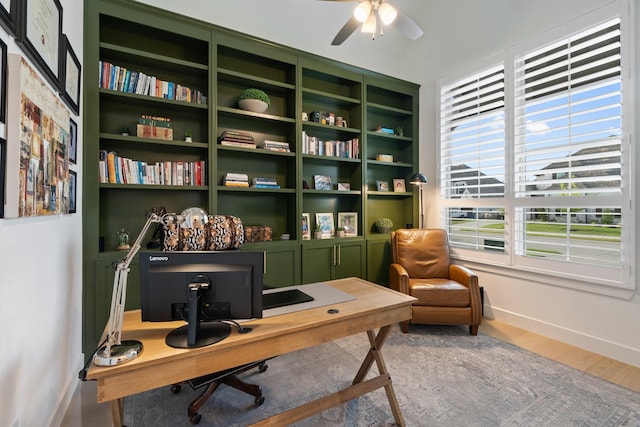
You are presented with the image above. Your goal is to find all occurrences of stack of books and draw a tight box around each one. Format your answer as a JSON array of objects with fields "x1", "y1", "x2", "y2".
[
  {"x1": 223, "y1": 172, "x2": 249, "y2": 187},
  {"x1": 218, "y1": 130, "x2": 256, "y2": 148},
  {"x1": 257, "y1": 140, "x2": 290, "y2": 152},
  {"x1": 251, "y1": 177, "x2": 280, "y2": 189},
  {"x1": 136, "y1": 115, "x2": 173, "y2": 140}
]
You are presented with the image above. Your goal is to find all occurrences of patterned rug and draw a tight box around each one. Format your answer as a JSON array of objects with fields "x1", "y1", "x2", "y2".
[{"x1": 123, "y1": 324, "x2": 640, "y2": 426}]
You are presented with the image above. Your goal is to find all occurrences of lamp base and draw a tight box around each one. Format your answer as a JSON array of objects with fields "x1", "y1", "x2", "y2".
[{"x1": 93, "y1": 340, "x2": 143, "y2": 366}]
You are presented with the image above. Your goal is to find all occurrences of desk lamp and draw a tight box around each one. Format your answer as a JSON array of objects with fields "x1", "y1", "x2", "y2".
[
  {"x1": 93, "y1": 210, "x2": 198, "y2": 366},
  {"x1": 410, "y1": 172, "x2": 427, "y2": 228}
]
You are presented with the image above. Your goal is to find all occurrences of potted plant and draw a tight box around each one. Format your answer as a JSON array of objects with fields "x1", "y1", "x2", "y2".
[
  {"x1": 336, "y1": 227, "x2": 345, "y2": 238},
  {"x1": 314, "y1": 224, "x2": 323, "y2": 240},
  {"x1": 120, "y1": 126, "x2": 130, "y2": 136},
  {"x1": 238, "y1": 88, "x2": 270, "y2": 113},
  {"x1": 375, "y1": 218, "x2": 393, "y2": 233},
  {"x1": 184, "y1": 129, "x2": 193, "y2": 142}
]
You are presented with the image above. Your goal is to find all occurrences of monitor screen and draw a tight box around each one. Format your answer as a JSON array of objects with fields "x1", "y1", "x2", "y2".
[{"x1": 139, "y1": 250, "x2": 263, "y2": 348}]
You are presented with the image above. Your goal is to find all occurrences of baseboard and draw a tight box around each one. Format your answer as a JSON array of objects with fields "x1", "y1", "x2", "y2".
[
  {"x1": 486, "y1": 306, "x2": 640, "y2": 369},
  {"x1": 49, "y1": 353, "x2": 85, "y2": 427}
]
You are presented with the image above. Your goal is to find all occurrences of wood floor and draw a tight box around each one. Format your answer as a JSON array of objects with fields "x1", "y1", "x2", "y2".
[
  {"x1": 479, "y1": 318, "x2": 640, "y2": 393},
  {"x1": 61, "y1": 319, "x2": 640, "y2": 426}
]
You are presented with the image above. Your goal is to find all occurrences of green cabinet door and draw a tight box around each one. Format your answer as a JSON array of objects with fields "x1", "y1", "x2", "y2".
[
  {"x1": 302, "y1": 239, "x2": 365, "y2": 283},
  {"x1": 243, "y1": 242, "x2": 301, "y2": 288},
  {"x1": 367, "y1": 237, "x2": 391, "y2": 285}
]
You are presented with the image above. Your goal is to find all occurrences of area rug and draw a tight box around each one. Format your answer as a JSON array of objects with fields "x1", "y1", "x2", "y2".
[{"x1": 123, "y1": 325, "x2": 640, "y2": 426}]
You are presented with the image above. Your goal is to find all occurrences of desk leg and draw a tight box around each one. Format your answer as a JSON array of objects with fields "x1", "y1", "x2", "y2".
[
  {"x1": 110, "y1": 398, "x2": 124, "y2": 427},
  {"x1": 353, "y1": 326, "x2": 405, "y2": 427}
]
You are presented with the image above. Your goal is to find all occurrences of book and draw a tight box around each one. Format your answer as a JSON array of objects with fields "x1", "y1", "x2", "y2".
[
  {"x1": 252, "y1": 184, "x2": 281, "y2": 189},
  {"x1": 223, "y1": 180, "x2": 250, "y2": 187},
  {"x1": 220, "y1": 140, "x2": 257, "y2": 149}
]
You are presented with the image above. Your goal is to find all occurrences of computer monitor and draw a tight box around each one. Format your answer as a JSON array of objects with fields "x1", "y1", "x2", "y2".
[{"x1": 139, "y1": 250, "x2": 263, "y2": 349}]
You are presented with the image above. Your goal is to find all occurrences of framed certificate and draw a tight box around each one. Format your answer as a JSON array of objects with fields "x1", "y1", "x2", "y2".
[
  {"x1": 0, "y1": 39, "x2": 6, "y2": 124},
  {"x1": 60, "y1": 35, "x2": 80, "y2": 115},
  {"x1": 0, "y1": 0, "x2": 17, "y2": 36},
  {"x1": 17, "y1": 0, "x2": 63, "y2": 88}
]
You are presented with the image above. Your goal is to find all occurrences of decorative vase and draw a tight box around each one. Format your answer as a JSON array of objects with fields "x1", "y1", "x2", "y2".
[
  {"x1": 314, "y1": 231, "x2": 323, "y2": 239},
  {"x1": 337, "y1": 230, "x2": 345, "y2": 238},
  {"x1": 238, "y1": 99, "x2": 268, "y2": 113},
  {"x1": 184, "y1": 136, "x2": 192, "y2": 142}
]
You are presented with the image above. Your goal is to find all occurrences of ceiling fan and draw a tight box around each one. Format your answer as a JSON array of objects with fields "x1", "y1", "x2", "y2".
[{"x1": 324, "y1": 0, "x2": 424, "y2": 46}]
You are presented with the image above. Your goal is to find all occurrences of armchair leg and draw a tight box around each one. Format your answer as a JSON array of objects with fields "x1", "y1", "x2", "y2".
[
  {"x1": 469, "y1": 324, "x2": 478, "y2": 336},
  {"x1": 400, "y1": 321, "x2": 409, "y2": 333}
]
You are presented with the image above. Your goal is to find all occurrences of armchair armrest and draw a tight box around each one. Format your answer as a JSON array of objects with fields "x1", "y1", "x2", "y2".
[
  {"x1": 389, "y1": 263, "x2": 410, "y2": 295},
  {"x1": 450, "y1": 264, "x2": 482, "y2": 325}
]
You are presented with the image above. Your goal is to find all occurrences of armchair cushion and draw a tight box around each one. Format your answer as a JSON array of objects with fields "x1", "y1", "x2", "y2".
[{"x1": 409, "y1": 278, "x2": 470, "y2": 307}]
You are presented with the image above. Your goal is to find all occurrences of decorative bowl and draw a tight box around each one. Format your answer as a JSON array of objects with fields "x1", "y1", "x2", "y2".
[{"x1": 238, "y1": 99, "x2": 268, "y2": 113}]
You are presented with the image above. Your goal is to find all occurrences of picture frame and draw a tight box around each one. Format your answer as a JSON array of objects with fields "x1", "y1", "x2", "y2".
[
  {"x1": 314, "y1": 174, "x2": 332, "y2": 190},
  {"x1": 17, "y1": 0, "x2": 63, "y2": 89},
  {"x1": 0, "y1": 0, "x2": 18, "y2": 36},
  {"x1": 0, "y1": 38, "x2": 6, "y2": 124},
  {"x1": 315, "y1": 212, "x2": 334, "y2": 238},
  {"x1": 60, "y1": 34, "x2": 80, "y2": 115},
  {"x1": 68, "y1": 169, "x2": 76, "y2": 213},
  {"x1": 393, "y1": 178, "x2": 406, "y2": 192},
  {"x1": 376, "y1": 180, "x2": 389, "y2": 191},
  {"x1": 0, "y1": 137, "x2": 5, "y2": 218},
  {"x1": 301, "y1": 212, "x2": 310, "y2": 240},
  {"x1": 338, "y1": 212, "x2": 358, "y2": 237},
  {"x1": 68, "y1": 117, "x2": 77, "y2": 163},
  {"x1": 337, "y1": 182, "x2": 350, "y2": 191}
]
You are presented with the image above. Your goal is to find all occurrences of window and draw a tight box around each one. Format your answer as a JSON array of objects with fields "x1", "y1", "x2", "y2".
[{"x1": 439, "y1": 13, "x2": 632, "y2": 290}]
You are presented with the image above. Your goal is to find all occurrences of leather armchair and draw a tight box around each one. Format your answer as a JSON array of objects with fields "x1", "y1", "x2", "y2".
[{"x1": 389, "y1": 228, "x2": 482, "y2": 335}]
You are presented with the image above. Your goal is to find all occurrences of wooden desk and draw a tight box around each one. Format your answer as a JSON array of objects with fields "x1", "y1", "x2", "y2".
[{"x1": 86, "y1": 277, "x2": 416, "y2": 426}]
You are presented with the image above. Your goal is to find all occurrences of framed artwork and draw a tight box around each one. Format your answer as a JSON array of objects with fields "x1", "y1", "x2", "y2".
[
  {"x1": 17, "y1": 0, "x2": 63, "y2": 89},
  {"x1": 315, "y1": 212, "x2": 334, "y2": 238},
  {"x1": 68, "y1": 169, "x2": 76, "y2": 213},
  {"x1": 68, "y1": 117, "x2": 77, "y2": 163},
  {"x1": 60, "y1": 34, "x2": 80, "y2": 115},
  {"x1": 301, "y1": 212, "x2": 310, "y2": 240},
  {"x1": 337, "y1": 182, "x2": 350, "y2": 191},
  {"x1": 314, "y1": 174, "x2": 331, "y2": 190},
  {"x1": 0, "y1": 38, "x2": 5, "y2": 124},
  {"x1": 0, "y1": 0, "x2": 17, "y2": 36},
  {"x1": 0, "y1": 137, "x2": 5, "y2": 218},
  {"x1": 393, "y1": 179, "x2": 406, "y2": 192},
  {"x1": 338, "y1": 212, "x2": 358, "y2": 237},
  {"x1": 376, "y1": 180, "x2": 389, "y2": 191}
]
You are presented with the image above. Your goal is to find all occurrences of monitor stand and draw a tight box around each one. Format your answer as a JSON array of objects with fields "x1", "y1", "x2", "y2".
[{"x1": 165, "y1": 279, "x2": 231, "y2": 349}]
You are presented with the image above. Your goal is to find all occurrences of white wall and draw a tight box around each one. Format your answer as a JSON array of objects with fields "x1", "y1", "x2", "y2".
[{"x1": 0, "y1": 1, "x2": 83, "y2": 426}]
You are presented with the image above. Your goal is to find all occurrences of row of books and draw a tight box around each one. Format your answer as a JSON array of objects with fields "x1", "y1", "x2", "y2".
[
  {"x1": 301, "y1": 131, "x2": 359, "y2": 159},
  {"x1": 136, "y1": 115, "x2": 173, "y2": 140},
  {"x1": 99, "y1": 60, "x2": 207, "y2": 104},
  {"x1": 251, "y1": 177, "x2": 280, "y2": 189},
  {"x1": 218, "y1": 130, "x2": 256, "y2": 149},
  {"x1": 222, "y1": 172, "x2": 249, "y2": 187},
  {"x1": 99, "y1": 151, "x2": 206, "y2": 186}
]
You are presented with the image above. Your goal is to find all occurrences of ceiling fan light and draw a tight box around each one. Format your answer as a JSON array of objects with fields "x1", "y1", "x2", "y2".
[
  {"x1": 361, "y1": 13, "x2": 376, "y2": 34},
  {"x1": 378, "y1": 2, "x2": 397, "y2": 25},
  {"x1": 354, "y1": 2, "x2": 372, "y2": 23}
]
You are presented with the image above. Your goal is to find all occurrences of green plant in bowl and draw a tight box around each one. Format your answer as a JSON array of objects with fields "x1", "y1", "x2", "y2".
[
  {"x1": 238, "y1": 88, "x2": 270, "y2": 105},
  {"x1": 375, "y1": 218, "x2": 393, "y2": 233}
]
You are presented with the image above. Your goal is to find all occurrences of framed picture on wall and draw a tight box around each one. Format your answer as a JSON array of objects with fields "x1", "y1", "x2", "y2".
[
  {"x1": 16, "y1": 0, "x2": 63, "y2": 89},
  {"x1": 0, "y1": 0, "x2": 18, "y2": 36},
  {"x1": 0, "y1": 38, "x2": 6, "y2": 124},
  {"x1": 0, "y1": 137, "x2": 5, "y2": 218},
  {"x1": 68, "y1": 169, "x2": 76, "y2": 213},
  {"x1": 68, "y1": 117, "x2": 77, "y2": 163},
  {"x1": 60, "y1": 34, "x2": 80, "y2": 115}
]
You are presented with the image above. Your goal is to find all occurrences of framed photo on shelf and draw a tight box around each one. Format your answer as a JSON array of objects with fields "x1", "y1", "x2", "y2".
[
  {"x1": 376, "y1": 180, "x2": 389, "y2": 191},
  {"x1": 338, "y1": 212, "x2": 357, "y2": 237},
  {"x1": 314, "y1": 174, "x2": 331, "y2": 190},
  {"x1": 301, "y1": 212, "x2": 310, "y2": 240},
  {"x1": 60, "y1": 34, "x2": 81, "y2": 115},
  {"x1": 17, "y1": 0, "x2": 63, "y2": 89},
  {"x1": 315, "y1": 212, "x2": 334, "y2": 238},
  {"x1": 393, "y1": 179, "x2": 406, "y2": 192},
  {"x1": 0, "y1": 38, "x2": 6, "y2": 124},
  {"x1": 337, "y1": 182, "x2": 350, "y2": 191},
  {"x1": 0, "y1": 0, "x2": 18, "y2": 36},
  {"x1": 67, "y1": 169, "x2": 76, "y2": 213},
  {"x1": 68, "y1": 118, "x2": 77, "y2": 163}
]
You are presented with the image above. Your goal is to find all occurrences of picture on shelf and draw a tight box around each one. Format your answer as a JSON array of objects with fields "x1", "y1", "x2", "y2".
[
  {"x1": 337, "y1": 182, "x2": 350, "y2": 191},
  {"x1": 338, "y1": 212, "x2": 357, "y2": 237},
  {"x1": 393, "y1": 179, "x2": 406, "y2": 192},
  {"x1": 301, "y1": 212, "x2": 310, "y2": 240},
  {"x1": 314, "y1": 174, "x2": 332, "y2": 191},
  {"x1": 376, "y1": 180, "x2": 389, "y2": 191},
  {"x1": 315, "y1": 212, "x2": 334, "y2": 238}
]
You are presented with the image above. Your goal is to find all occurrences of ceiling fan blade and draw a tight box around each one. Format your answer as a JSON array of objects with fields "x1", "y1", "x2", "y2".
[
  {"x1": 331, "y1": 16, "x2": 360, "y2": 45},
  {"x1": 393, "y1": 11, "x2": 424, "y2": 40}
]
